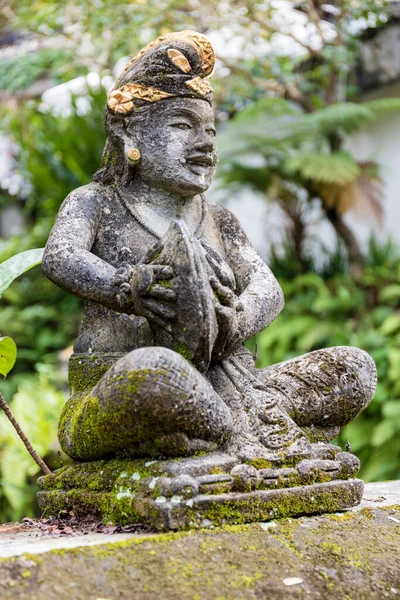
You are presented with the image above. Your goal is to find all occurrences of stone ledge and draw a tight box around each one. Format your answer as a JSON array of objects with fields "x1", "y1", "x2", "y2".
[{"x1": 0, "y1": 481, "x2": 399, "y2": 599}]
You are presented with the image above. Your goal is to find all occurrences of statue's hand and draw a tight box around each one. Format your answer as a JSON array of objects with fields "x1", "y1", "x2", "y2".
[
  {"x1": 210, "y1": 276, "x2": 243, "y2": 360},
  {"x1": 130, "y1": 263, "x2": 176, "y2": 331}
]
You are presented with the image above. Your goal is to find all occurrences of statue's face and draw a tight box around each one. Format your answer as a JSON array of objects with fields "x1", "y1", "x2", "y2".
[{"x1": 132, "y1": 97, "x2": 217, "y2": 196}]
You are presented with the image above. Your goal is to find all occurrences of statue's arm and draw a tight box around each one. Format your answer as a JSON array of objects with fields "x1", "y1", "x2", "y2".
[
  {"x1": 42, "y1": 186, "x2": 121, "y2": 312},
  {"x1": 215, "y1": 205, "x2": 285, "y2": 340}
]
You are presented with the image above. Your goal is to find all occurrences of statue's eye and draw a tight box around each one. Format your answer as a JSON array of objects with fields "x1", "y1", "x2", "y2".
[
  {"x1": 206, "y1": 128, "x2": 216, "y2": 137},
  {"x1": 171, "y1": 122, "x2": 192, "y2": 130}
]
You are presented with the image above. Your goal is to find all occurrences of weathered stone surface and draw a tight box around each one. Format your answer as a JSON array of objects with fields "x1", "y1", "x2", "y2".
[
  {"x1": 0, "y1": 482, "x2": 399, "y2": 599},
  {"x1": 40, "y1": 29, "x2": 378, "y2": 527},
  {"x1": 37, "y1": 449, "x2": 363, "y2": 530}
]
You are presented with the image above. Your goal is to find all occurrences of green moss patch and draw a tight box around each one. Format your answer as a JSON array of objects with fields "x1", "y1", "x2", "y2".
[{"x1": 1, "y1": 506, "x2": 399, "y2": 599}]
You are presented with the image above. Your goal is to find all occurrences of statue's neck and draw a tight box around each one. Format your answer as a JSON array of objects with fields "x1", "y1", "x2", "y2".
[{"x1": 119, "y1": 178, "x2": 195, "y2": 220}]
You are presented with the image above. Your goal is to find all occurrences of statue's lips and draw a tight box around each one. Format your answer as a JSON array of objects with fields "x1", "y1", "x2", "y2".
[{"x1": 186, "y1": 155, "x2": 214, "y2": 167}]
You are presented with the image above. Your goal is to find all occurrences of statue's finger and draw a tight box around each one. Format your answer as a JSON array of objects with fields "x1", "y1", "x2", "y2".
[
  {"x1": 142, "y1": 241, "x2": 164, "y2": 263},
  {"x1": 202, "y1": 243, "x2": 233, "y2": 287},
  {"x1": 142, "y1": 312, "x2": 173, "y2": 334},
  {"x1": 210, "y1": 277, "x2": 235, "y2": 306},
  {"x1": 148, "y1": 285, "x2": 176, "y2": 301},
  {"x1": 142, "y1": 298, "x2": 176, "y2": 321},
  {"x1": 153, "y1": 265, "x2": 174, "y2": 279},
  {"x1": 136, "y1": 268, "x2": 154, "y2": 294},
  {"x1": 215, "y1": 303, "x2": 231, "y2": 321}
]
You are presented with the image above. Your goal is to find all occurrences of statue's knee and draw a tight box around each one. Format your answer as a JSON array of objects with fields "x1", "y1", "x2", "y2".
[
  {"x1": 104, "y1": 346, "x2": 196, "y2": 398},
  {"x1": 327, "y1": 346, "x2": 377, "y2": 405},
  {"x1": 93, "y1": 346, "x2": 233, "y2": 442},
  {"x1": 318, "y1": 346, "x2": 377, "y2": 427}
]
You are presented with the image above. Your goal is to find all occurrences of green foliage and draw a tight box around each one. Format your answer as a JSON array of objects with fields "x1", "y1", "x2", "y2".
[
  {"x1": 5, "y1": 88, "x2": 106, "y2": 221},
  {"x1": 0, "y1": 248, "x2": 44, "y2": 297},
  {"x1": 218, "y1": 98, "x2": 400, "y2": 167},
  {"x1": 0, "y1": 91, "x2": 106, "y2": 387},
  {"x1": 255, "y1": 239, "x2": 400, "y2": 482},
  {"x1": 0, "y1": 370, "x2": 66, "y2": 521},
  {"x1": 0, "y1": 337, "x2": 17, "y2": 378},
  {"x1": 0, "y1": 48, "x2": 78, "y2": 93},
  {"x1": 217, "y1": 97, "x2": 400, "y2": 199},
  {"x1": 284, "y1": 151, "x2": 360, "y2": 185}
]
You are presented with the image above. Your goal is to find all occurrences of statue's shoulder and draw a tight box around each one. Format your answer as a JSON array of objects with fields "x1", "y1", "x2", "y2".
[
  {"x1": 58, "y1": 183, "x2": 114, "y2": 219},
  {"x1": 208, "y1": 201, "x2": 248, "y2": 245},
  {"x1": 62, "y1": 182, "x2": 113, "y2": 206}
]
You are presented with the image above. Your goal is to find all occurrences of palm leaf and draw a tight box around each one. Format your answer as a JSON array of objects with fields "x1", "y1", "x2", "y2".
[
  {"x1": 315, "y1": 161, "x2": 383, "y2": 220},
  {"x1": 304, "y1": 103, "x2": 374, "y2": 134},
  {"x1": 283, "y1": 151, "x2": 360, "y2": 185}
]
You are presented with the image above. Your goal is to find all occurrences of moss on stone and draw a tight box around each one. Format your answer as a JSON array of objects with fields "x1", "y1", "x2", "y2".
[
  {"x1": 60, "y1": 363, "x2": 192, "y2": 460},
  {"x1": 1, "y1": 506, "x2": 400, "y2": 599},
  {"x1": 172, "y1": 342, "x2": 192, "y2": 362},
  {"x1": 38, "y1": 458, "x2": 168, "y2": 525},
  {"x1": 68, "y1": 353, "x2": 121, "y2": 395},
  {"x1": 247, "y1": 458, "x2": 272, "y2": 470},
  {"x1": 157, "y1": 279, "x2": 172, "y2": 288}
]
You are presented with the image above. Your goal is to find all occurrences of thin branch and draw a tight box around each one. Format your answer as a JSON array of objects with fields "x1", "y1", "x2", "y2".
[
  {"x1": 280, "y1": 29, "x2": 321, "y2": 58},
  {"x1": 0, "y1": 392, "x2": 53, "y2": 477},
  {"x1": 256, "y1": 12, "x2": 322, "y2": 58},
  {"x1": 304, "y1": 0, "x2": 325, "y2": 42},
  {"x1": 285, "y1": 84, "x2": 315, "y2": 113}
]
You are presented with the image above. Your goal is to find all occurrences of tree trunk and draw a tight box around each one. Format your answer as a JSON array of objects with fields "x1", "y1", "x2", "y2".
[{"x1": 325, "y1": 207, "x2": 363, "y2": 265}]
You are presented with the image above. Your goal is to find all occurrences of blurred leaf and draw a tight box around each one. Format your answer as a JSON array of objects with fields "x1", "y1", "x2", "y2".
[
  {"x1": 382, "y1": 401, "x2": 400, "y2": 419},
  {"x1": 0, "y1": 249, "x2": 44, "y2": 297},
  {"x1": 371, "y1": 420, "x2": 399, "y2": 447},
  {"x1": 284, "y1": 152, "x2": 360, "y2": 185},
  {"x1": 379, "y1": 285, "x2": 400, "y2": 303},
  {"x1": 379, "y1": 313, "x2": 400, "y2": 336},
  {"x1": 0, "y1": 337, "x2": 17, "y2": 377}
]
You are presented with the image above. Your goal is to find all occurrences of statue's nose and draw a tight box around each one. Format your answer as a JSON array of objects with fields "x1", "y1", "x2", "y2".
[{"x1": 194, "y1": 137, "x2": 215, "y2": 154}]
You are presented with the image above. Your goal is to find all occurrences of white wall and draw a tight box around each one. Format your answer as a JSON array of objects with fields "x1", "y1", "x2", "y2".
[{"x1": 346, "y1": 104, "x2": 400, "y2": 245}]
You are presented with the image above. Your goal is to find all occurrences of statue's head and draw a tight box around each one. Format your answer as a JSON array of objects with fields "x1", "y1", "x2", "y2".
[{"x1": 94, "y1": 31, "x2": 217, "y2": 197}]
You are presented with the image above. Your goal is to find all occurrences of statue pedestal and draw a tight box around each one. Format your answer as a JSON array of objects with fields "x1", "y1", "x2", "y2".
[{"x1": 37, "y1": 450, "x2": 363, "y2": 530}]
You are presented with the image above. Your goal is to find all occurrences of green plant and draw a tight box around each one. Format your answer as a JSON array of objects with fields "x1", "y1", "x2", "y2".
[
  {"x1": 0, "y1": 372, "x2": 65, "y2": 521},
  {"x1": 217, "y1": 98, "x2": 400, "y2": 267},
  {"x1": 0, "y1": 248, "x2": 44, "y2": 376},
  {"x1": 0, "y1": 249, "x2": 58, "y2": 521}
]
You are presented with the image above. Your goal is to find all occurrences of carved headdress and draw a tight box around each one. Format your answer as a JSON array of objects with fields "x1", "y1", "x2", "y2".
[{"x1": 107, "y1": 30, "x2": 215, "y2": 115}]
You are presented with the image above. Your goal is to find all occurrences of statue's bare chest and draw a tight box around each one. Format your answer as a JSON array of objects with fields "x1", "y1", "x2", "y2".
[{"x1": 91, "y1": 197, "x2": 226, "y2": 269}]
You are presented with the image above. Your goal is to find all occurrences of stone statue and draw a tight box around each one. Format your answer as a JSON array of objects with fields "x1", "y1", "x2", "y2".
[{"x1": 38, "y1": 31, "x2": 377, "y2": 530}]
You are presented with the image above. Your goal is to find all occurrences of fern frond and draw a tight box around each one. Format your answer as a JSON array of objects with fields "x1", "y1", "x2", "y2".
[
  {"x1": 234, "y1": 97, "x2": 300, "y2": 123},
  {"x1": 304, "y1": 103, "x2": 374, "y2": 134},
  {"x1": 284, "y1": 151, "x2": 360, "y2": 184},
  {"x1": 364, "y1": 98, "x2": 400, "y2": 115}
]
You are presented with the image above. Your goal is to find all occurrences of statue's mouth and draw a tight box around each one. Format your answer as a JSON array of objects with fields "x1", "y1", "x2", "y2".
[{"x1": 186, "y1": 155, "x2": 214, "y2": 168}]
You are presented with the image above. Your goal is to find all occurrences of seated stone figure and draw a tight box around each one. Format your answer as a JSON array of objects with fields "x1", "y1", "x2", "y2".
[{"x1": 42, "y1": 31, "x2": 376, "y2": 471}]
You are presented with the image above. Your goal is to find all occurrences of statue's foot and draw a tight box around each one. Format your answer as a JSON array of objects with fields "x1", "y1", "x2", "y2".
[
  {"x1": 38, "y1": 448, "x2": 364, "y2": 530},
  {"x1": 225, "y1": 430, "x2": 312, "y2": 467}
]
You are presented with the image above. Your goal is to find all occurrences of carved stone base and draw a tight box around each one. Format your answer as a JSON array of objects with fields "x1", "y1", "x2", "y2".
[{"x1": 37, "y1": 448, "x2": 364, "y2": 531}]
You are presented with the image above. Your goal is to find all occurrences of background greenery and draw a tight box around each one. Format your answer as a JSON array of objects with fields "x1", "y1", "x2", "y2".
[{"x1": 0, "y1": 0, "x2": 399, "y2": 522}]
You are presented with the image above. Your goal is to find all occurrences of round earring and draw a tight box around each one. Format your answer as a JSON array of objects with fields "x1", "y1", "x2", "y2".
[{"x1": 126, "y1": 148, "x2": 141, "y2": 166}]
